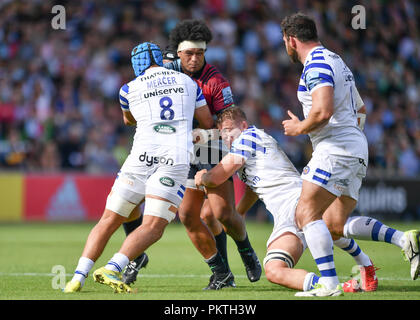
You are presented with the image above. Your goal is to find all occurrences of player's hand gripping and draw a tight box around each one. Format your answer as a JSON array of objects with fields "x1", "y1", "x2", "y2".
[{"x1": 194, "y1": 169, "x2": 208, "y2": 188}]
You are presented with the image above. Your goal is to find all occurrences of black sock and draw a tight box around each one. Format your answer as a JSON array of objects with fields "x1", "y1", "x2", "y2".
[
  {"x1": 234, "y1": 233, "x2": 253, "y2": 253},
  {"x1": 205, "y1": 252, "x2": 229, "y2": 275},
  {"x1": 214, "y1": 230, "x2": 229, "y2": 269},
  {"x1": 122, "y1": 215, "x2": 143, "y2": 236}
]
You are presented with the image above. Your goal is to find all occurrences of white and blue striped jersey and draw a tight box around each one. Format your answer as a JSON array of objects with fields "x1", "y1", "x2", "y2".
[
  {"x1": 297, "y1": 46, "x2": 368, "y2": 161},
  {"x1": 118, "y1": 66, "x2": 207, "y2": 172},
  {"x1": 230, "y1": 126, "x2": 302, "y2": 217}
]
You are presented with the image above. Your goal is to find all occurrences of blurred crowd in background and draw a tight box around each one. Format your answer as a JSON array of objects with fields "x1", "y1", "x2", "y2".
[{"x1": 0, "y1": 0, "x2": 419, "y2": 177}]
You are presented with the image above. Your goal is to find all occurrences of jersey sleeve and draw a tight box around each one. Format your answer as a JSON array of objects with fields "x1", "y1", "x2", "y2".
[
  {"x1": 229, "y1": 130, "x2": 265, "y2": 161},
  {"x1": 303, "y1": 62, "x2": 335, "y2": 94},
  {"x1": 119, "y1": 84, "x2": 130, "y2": 111},
  {"x1": 194, "y1": 82, "x2": 207, "y2": 109},
  {"x1": 210, "y1": 80, "x2": 235, "y2": 114}
]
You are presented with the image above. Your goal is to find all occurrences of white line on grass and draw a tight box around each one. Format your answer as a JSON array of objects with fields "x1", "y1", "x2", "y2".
[{"x1": 0, "y1": 272, "x2": 412, "y2": 281}]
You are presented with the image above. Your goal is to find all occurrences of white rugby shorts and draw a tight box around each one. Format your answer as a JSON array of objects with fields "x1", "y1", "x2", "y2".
[
  {"x1": 266, "y1": 188, "x2": 307, "y2": 250},
  {"x1": 106, "y1": 164, "x2": 188, "y2": 217},
  {"x1": 301, "y1": 151, "x2": 367, "y2": 201}
]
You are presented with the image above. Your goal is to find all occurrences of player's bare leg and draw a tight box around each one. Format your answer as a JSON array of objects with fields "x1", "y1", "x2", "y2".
[
  {"x1": 200, "y1": 199, "x2": 224, "y2": 236},
  {"x1": 324, "y1": 195, "x2": 420, "y2": 288},
  {"x1": 119, "y1": 214, "x2": 169, "y2": 260},
  {"x1": 322, "y1": 196, "x2": 378, "y2": 292},
  {"x1": 121, "y1": 200, "x2": 149, "y2": 285},
  {"x1": 178, "y1": 187, "x2": 235, "y2": 289},
  {"x1": 294, "y1": 180, "x2": 340, "y2": 290},
  {"x1": 200, "y1": 199, "x2": 231, "y2": 271},
  {"x1": 322, "y1": 195, "x2": 356, "y2": 239},
  {"x1": 206, "y1": 180, "x2": 246, "y2": 241},
  {"x1": 64, "y1": 203, "x2": 139, "y2": 292},
  {"x1": 206, "y1": 179, "x2": 262, "y2": 282},
  {"x1": 264, "y1": 232, "x2": 307, "y2": 290},
  {"x1": 81, "y1": 209, "x2": 127, "y2": 262},
  {"x1": 93, "y1": 196, "x2": 175, "y2": 293},
  {"x1": 178, "y1": 188, "x2": 217, "y2": 259}
]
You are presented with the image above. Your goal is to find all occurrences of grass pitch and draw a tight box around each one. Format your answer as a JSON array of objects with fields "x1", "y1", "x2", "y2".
[{"x1": 1, "y1": 221, "x2": 420, "y2": 301}]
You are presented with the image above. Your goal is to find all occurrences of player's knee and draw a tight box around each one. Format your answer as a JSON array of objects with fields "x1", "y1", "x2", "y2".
[
  {"x1": 179, "y1": 210, "x2": 200, "y2": 230},
  {"x1": 152, "y1": 226, "x2": 165, "y2": 242},
  {"x1": 210, "y1": 203, "x2": 235, "y2": 222},
  {"x1": 142, "y1": 223, "x2": 165, "y2": 242},
  {"x1": 263, "y1": 249, "x2": 295, "y2": 284},
  {"x1": 100, "y1": 209, "x2": 126, "y2": 229},
  {"x1": 295, "y1": 204, "x2": 321, "y2": 229},
  {"x1": 200, "y1": 204, "x2": 215, "y2": 223},
  {"x1": 324, "y1": 220, "x2": 344, "y2": 238},
  {"x1": 264, "y1": 261, "x2": 289, "y2": 285}
]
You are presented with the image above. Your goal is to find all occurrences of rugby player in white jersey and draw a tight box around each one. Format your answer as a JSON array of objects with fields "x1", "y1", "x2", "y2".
[
  {"x1": 279, "y1": 13, "x2": 420, "y2": 296},
  {"x1": 121, "y1": 20, "x2": 262, "y2": 290},
  {"x1": 195, "y1": 106, "x2": 420, "y2": 295},
  {"x1": 63, "y1": 42, "x2": 217, "y2": 293}
]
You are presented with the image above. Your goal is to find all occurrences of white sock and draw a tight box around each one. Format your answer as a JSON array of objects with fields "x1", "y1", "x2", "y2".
[
  {"x1": 303, "y1": 272, "x2": 320, "y2": 291},
  {"x1": 334, "y1": 238, "x2": 372, "y2": 266},
  {"x1": 344, "y1": 216, "x2": 406, "y2": 248},
  {"x1": 303, "y1": 220, "x2": 339, "y2": 289},
  {"x1": 72, "y1": 257, "x2": 94, "y2": 286},
  {"x1": 105, "y1": 253, "x2": 129, "y2": 272}
]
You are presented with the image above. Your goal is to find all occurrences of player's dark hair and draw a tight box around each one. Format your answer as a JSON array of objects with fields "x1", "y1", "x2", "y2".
[
  {"x1": 168, "y1": 19, "x2": 213, "y2": 48},
  {"x1": 281, "y1": 13, "x2": 318, "y2": 42},
  {"x1": 216, "y1": 106, "x2": 247, "y2": 126}
]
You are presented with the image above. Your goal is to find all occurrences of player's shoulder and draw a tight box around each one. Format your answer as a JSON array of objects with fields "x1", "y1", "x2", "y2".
[
  {"x1": 306, "y1": 47, "x2": 340, "y2": 65},
  {"x1": 119, "y1": 81, "x2": 131, "y2": 95},
  {"x1": 199, "y1": 63, "x2": 228, "y2": 85},
  {"x1": 240, "y1": 125, "x2": 264, "y2": 141}
]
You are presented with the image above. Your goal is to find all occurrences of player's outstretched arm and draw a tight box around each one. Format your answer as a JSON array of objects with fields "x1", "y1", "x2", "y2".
[
  {"x1": 236, "y1": 185, "x2": 259, "y2": 216},
  {"x1": 195, "y1": 153, "x2": 245, "y2": 188}
]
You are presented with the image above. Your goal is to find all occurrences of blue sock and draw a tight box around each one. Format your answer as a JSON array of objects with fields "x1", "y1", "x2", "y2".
[
  {"x1": 344, "y1": 217, "x2": 405, "y2": 248},
  {"x1": 334, "y1": 238, "x2": 372, "y2": 266}
]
